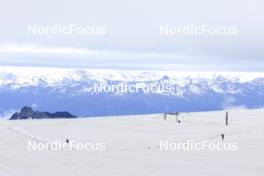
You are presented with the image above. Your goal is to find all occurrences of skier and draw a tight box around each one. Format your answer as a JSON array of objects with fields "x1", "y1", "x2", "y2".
[
  {"x1": 66, "y1": 139, "x2": 69, "y2": 143},
  {"x1": 221, "y1": 134, "x2": 225, "y2": 141}
]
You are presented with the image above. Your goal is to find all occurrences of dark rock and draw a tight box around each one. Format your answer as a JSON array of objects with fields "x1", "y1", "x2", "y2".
[{"x1": 10, "y1": 106, "x2": 77, "y2": 120}]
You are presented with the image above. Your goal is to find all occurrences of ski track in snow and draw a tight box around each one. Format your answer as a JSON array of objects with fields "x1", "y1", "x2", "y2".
[
  {"x1": 8, "y1": 126, "x2": 47, "y2": 143},
  {"x1": 0, "y1": 109, "x2": 264, "y2": 176}
]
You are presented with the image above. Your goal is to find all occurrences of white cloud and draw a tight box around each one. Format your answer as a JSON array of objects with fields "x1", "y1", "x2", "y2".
[
  {"x1": 0, "y1": 42, "x2": 263, "y2": 72},
  {"x1": 0, "y1": 0, "x2": 263, "y2": 72},
  {"x1": 0, "y1": 43, "x2": 97, "y2": 55}
]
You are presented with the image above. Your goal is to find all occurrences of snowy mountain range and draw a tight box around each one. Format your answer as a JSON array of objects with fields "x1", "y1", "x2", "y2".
[{"x1": 1, "y1": 66, "x2": 264, "y2": 117}]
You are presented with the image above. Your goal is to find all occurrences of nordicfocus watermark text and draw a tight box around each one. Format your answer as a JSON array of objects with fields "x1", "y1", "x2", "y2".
[
  {"x1": 93, "y1": 82, "x2": 172, "y2": 93},
  {"x1": 27, "y1": 24, "x2": 106, "y2": 36},
  {"x1": 160, "y1": 140, "x2": 238, "y2": 151},
  {"x1": 27, "y1": 140, "x2": 106, "y2": 151},
  {"x1": 160, "y1": 24, "x2": 238, "y2": 36}
]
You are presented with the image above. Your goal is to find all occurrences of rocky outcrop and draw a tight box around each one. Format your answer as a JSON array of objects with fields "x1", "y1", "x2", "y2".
[{"x1": 10, "y1": 106, "x2": 77, "y2": 120}]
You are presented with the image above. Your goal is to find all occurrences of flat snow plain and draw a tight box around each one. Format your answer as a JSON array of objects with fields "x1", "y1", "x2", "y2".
[{"x1": 0, "y1": 109, "x2": 263, "y2": 176}]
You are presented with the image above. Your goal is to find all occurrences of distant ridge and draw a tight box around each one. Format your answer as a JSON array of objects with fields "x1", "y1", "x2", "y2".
[
  {"x1": 1, "y1": 67, "x2": 264, "y2": 117},
  {"x1": 10, "y1": 106, "x2": 77, "y2": 120}
]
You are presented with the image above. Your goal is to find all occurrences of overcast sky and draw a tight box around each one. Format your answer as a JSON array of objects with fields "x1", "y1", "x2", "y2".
[{"x1": 0, "y1": 0, "x2": 263, "y2": 71}]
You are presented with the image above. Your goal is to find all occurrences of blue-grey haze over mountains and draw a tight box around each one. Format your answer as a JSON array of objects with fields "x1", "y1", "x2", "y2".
[{"x1": 1, "y1": 67, "x2": 264, "y2": 117}]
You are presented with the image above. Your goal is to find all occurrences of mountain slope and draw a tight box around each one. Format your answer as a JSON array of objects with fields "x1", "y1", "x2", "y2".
[{"x1": 0, "y1": 66, "x2": 264, "y2": 117}]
